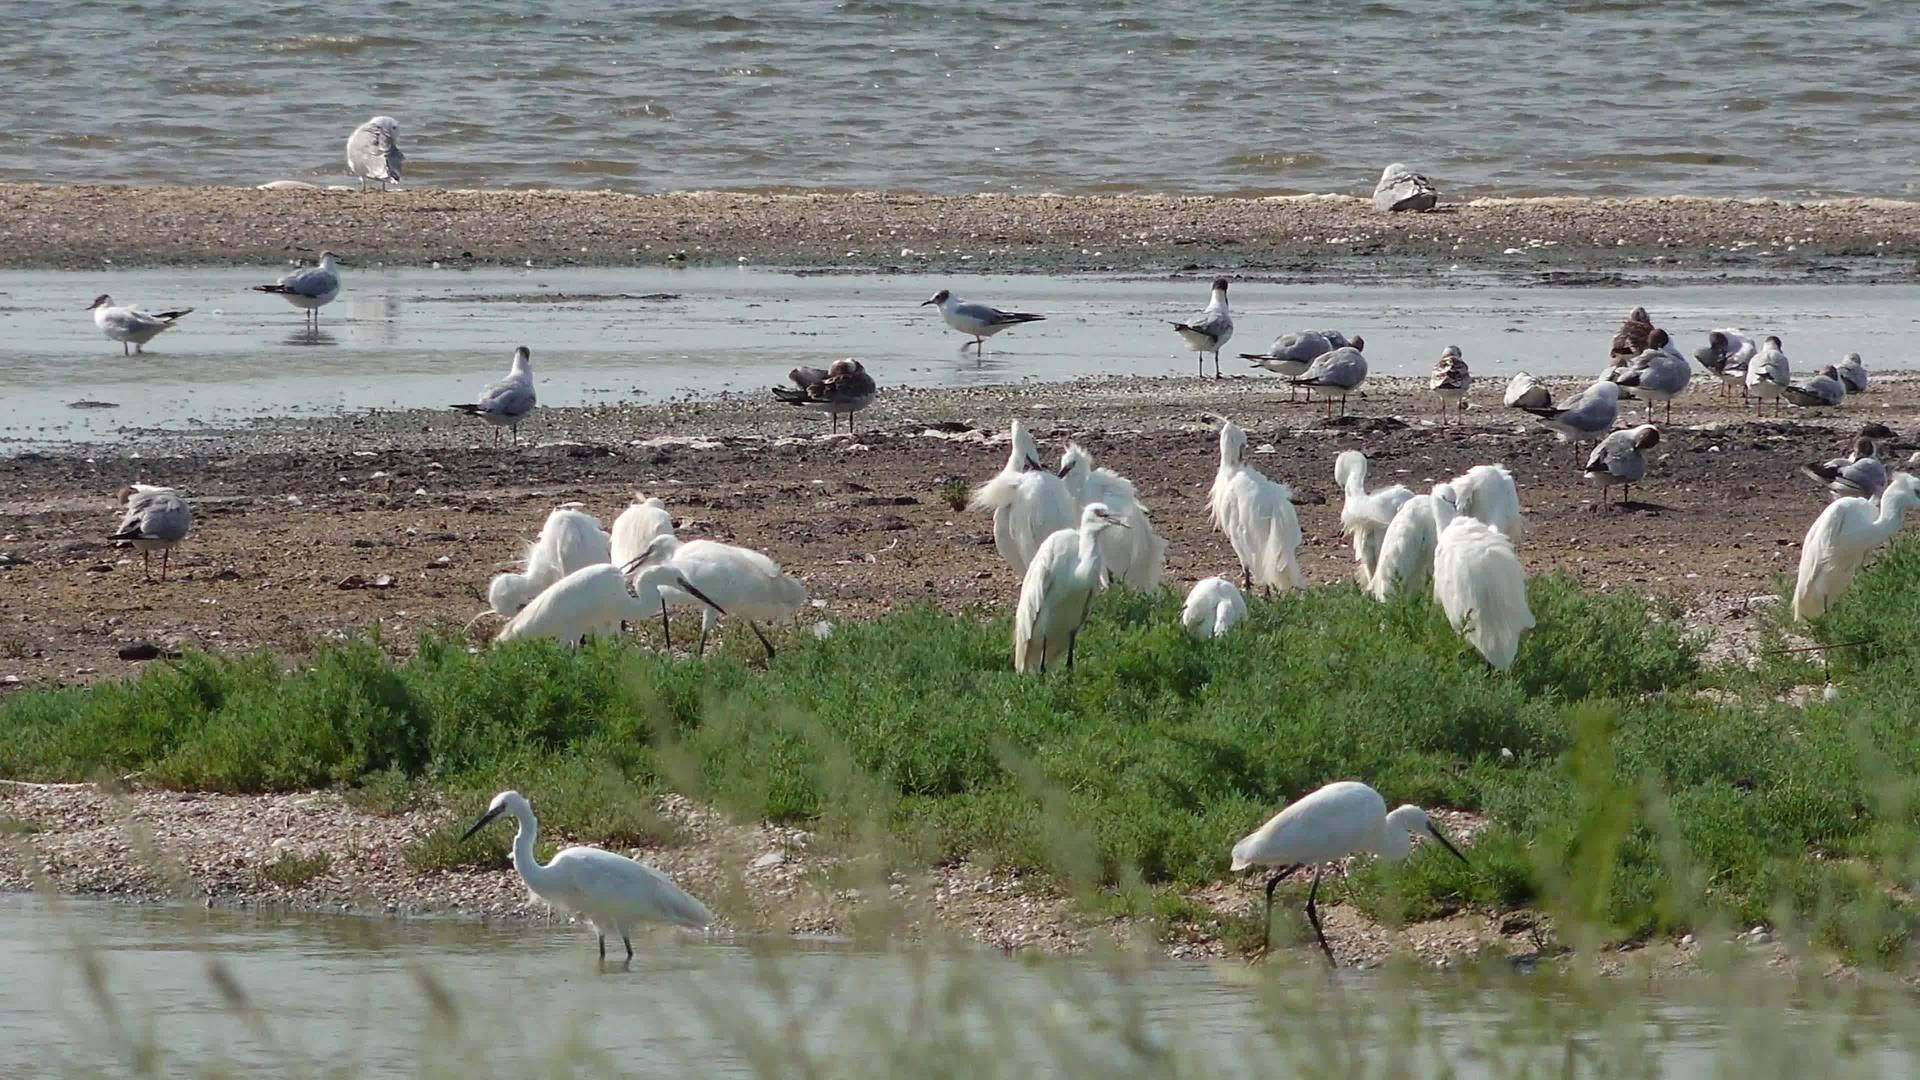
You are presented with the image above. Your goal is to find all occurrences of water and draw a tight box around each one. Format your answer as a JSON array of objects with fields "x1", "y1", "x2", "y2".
[
  {"x1": 6, "y1": 266, "x2": 1918, "y2": 446},
  {"x1": 4, "y1": 1, "x2": 1916, "y2": 199},
  {"x1": 0, "y1": 896, "x2": 1912, "y2": 1077}
]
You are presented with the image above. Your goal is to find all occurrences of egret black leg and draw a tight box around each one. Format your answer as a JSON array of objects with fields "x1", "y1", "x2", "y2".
[
  {"x1": 1242, "y1": 567, "x2": 1253, "y2": 591},
  {"x1": 1304, "y1": 866, "x2": 1335, "y2": 968},
  {"x1": 696, "y1": 624, "x2": 709, "y2": 657},
  {"x1": 748, "y1": 620, "x2": 776, "y2": 660},
  {"x1": 660, "y1": 600, "x2": 672, "y2": 649},
  {"x1": 1258, "y1": 865, "x2": 1302, "y2": 952},
  {"x1": 623, "y1": 934, "x2": 634, "y2": 961},
  {"x1": 598, "y1": 934, "x2": 606, "y2": 960}
]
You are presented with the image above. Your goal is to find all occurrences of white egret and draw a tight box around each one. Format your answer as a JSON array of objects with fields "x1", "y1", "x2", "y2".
[
  {"x1": 346, "y1": 116, "x2": 404, "y2": 191},
  {"x1": 449, "y1": 346, "x2": 537, "y2": 447},
  {"x1": 1013, "y1": 503, "x2": 1125, "y2": 674},
  {"x1": 969, "y1": 420, "x2": 1076, "y2": 575},
  {"x1": 1608, "y1": 306, "x2": 1654, "y2": 366},
  {"x1": 1368, "y1": 485, "x2": 1448, "y2": 601},
  {"x1": 495, "y1": 563, "x2": 727, "y2": 647},
  {"x1": 626, "y1": 535, "x2": 808, "y2": 659},
  {"x1": 1231, "y1": 780, "x2": 1467, "y2": 965},
  {"x1": 1792, "y1": 472, "x2": 1920, "y2": 621},
  {"x1": 1333, "y1": 450, "x2": 1413, "y2": 584},
  {"x1": 251, "y1": 251, "x2": 341, "y2": 328},
  {"x1": 921, "y1": 289, "x2": 1045, "y2": 350},
  {"x1": 1180, "y1": 576, "x2": 1247, "y2": 639},
  {"x1": 461, "y1": 791, "x2": 713, "y2": 962},
  {"x1": 609, "y1": 496, "x2": 679, "y2": 638},
  {"x1": 1449, "y1": 464, "x2": 1526, "y2": 546},
  {"x1": 1058, "y1": 443, "x2": 1168, "y2": 591},
  {"x1": 1584, "y1": 425, "x2": 1660, "y2": 507},
  {"x1": 489, "y1": 508, "x2": 614, "y2": 617},
  {"x1": 1372, "y1": 163, "x2": 1438, "y2": 213},
  {"x1": 1208, "y1": 422, "x2": 1306, "y2": 594},
  {"x1": 1746, "y1": 335, "x2": 1791, "y2": 416},
  {"x1": 1171, "y1": 277, "x2": 1233, "y2": 378},
  {"x1": 1432, "y1": 486, "x2": 1536, "y2": 671},
  {"x1": 87, "y1": 294, "x2": 192, "y2": 355},
  {"x1": 771, "y1": 359, "x2": 877, "y2": 433},
  {"x1": 109, "y1": 484, "x2": 192, "y2": 581}
]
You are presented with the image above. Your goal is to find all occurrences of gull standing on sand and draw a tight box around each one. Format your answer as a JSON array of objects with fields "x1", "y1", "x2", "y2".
[
  {"x1": 1584, "y1": 425, "x2": 1660, "y2": 508},
  {"x1": 1181, "y1": 577, "x2": 1248, "y2": 639},
  {"x1": 1694, "y1": 330, "x2": 1756, "y2": 399},
  {"x1": 969, "y1": 420, "x2": 1076, "y2": 575},
  {"x1": 1210, "y1": 421, "x2": 1306, "y2": 594},
  {"x1": 1241, "y1": 330, "x2": 1351, "y2": 401},
  {"x1": 1013, "y1": 503, "x2": 1126, "y2": 674},
  {"x1": 346, "y1": 116, "x2": 405, "y2": 191},
  {"x1": 1834, "y1": 352, "x2": 1869, "y2": 394},
  {"x1": 1432, "y1": 486, "x2": 1535, "y2": 671},
  {"x1": 1793, "y1": 472, "x2": 1920, "y2": 621},
  {"x1": 1429, "y1": 346, "x2": 1471, "y2": 424},
  {"x1": 251, "y1": 251, "x2": 341, "y2": 328},
  {"x1": 921, "y1": 289, "x2": 1044, "y2": 350},
  {"x1": 87, "y1": 295, "x2": 192, "y2": 355},
  {"x1": 1290, "y1": 342, "x2": 1368, "y2": 417},
  {"x1": 110, "y1": 484, "x2": 192, "y2": 581},
  {"x1": 1520, "y1": 379, "x2": 1619, "y2": 463},
  {"x1": 1802, "y1": 436, "x2": 1887, "y2": 501},
  {"x1": 1608, "y1": 307, "x2": 1655, "y2": 366},
  {"x1": 1172, "y1": 278, "x2": 1233, "y2": 378},
  {"x1": 1745, "y1": 335, "x2": 1791, "y2": 416},
  {"x1": 771, "y1": 359, "x2": 877, "y2": 434},
  {"x1": 1503, "y1": 372, "x2": 1552, "y2": 411},
  {"x1": 449, "y1": 346, "x2": 536, "y2": 447},
  {"x1": 1781, "y1": 366, "x2": 1847, "y2": 410},
  {"x1": 1333, "y1": 450, "x2": 1414, "y2": 583},
  {"x1": 1372, "y1": 163, "x2": 1438, "y2": 213},
  {"x1": 1610, "y1": 329, "x2": 1692, "y2": 423}
]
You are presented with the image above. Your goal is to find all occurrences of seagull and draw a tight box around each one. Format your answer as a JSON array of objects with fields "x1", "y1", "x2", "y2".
[
  {"x1": 1584, "y1": 424, "x2": 1660, "y2": 507},
  {"x1": 772, "y1": 358, "x2": 877, "y2": 434},
  {"x1": 449, "y1": 346, "x2": 536, "y2": 447},
  {"x1": 1171, "y1": 278, "x2": 1233, "y2": 378},
  {"x1": 109, "y1": 484, "x2": 192, "y2": 581},
  {"x1": 1503, "y1": 372, "x2": 1552, "y2": 411},
  {"x1": 1289, "y1": 343, "x2": 1368, "y2": 417},
  {"x1": 1694, "y1": 329, "x2": 1756, "y2": 399},
  {"x1": 1745, "y1": 335, "x2": 1791, "y2": 416},
  {"x1": 1610, "y1": 329, "x2": 1692, "y2": 423},
  {"x1": 1429, "y1": 345, "x2": 1471, "y2": 425},
  {"x1": 1242, "y1": 330, "x2": 1336, "y2": 400},
  {"x1": 251, "y1": 251, "x2": 341, "y2": 328},
  {"x1": 346, "y1": 116, "x2": 404, "y2": 192},
  {"x1": 1834, "y1": 352, "x2": 1869, "y2": 394},
  {"x1": 1520, "y1": 379, "x2": 1620, "y2": 463},
  {"x1": 1801, "y1": 436, "x2": 1887, "y2": 500},
  {"x1": 1372, "y1": 163, "x2": 1438, "y2": 213},
  {"x1": 86, "y1": 295, "x2": 192, "y2": 355},
  {"x1": 921, "y1": 289, "x2": 1044, "y2": 350},
  {"x1": 1781, "y1": 365, "x2": 1847, "y2": 410},
  {"x1": 1608, "y1": 306, "x2": 1654, "y2": 366}
]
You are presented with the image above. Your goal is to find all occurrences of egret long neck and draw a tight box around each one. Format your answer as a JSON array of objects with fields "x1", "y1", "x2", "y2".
[
  {"x1": 1076, "y1": 524, "x2": 1104, "y2": 575},
  {"x1": 1872, "y1": 487, "x2": 1920, "y2": 537},
  {"x1": 509, "y1": 805, "x2": 546, "y2": 882}
]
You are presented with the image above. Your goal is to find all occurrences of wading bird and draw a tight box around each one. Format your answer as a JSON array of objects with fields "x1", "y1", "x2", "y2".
[
  {"x1": 1231, "y1": 780, "x2": 1467, "y2": 965},
  {"x1": 109, "y1": 484, "x2": 192, "y2": 581},
  {"x1": 1368, "y1": 485, "x2": 1448, "y2": 601},
  {"x1": 1792, "y1": 472, "x2": 1920, "y2": 621},
  {"x1": 251, "y1": 251, "x2": 341, "y2": 328},
  {"x1": 610, "y1": 496, "x2": 676, "y2": 568},
  {"x1": 1520, "y1": 379, "x2": 1619, "y2": 464},
  {"x1": 1333, "y1": 450, "x2": 1414, "y2": 584},
  {"x1": 1180, "y1": 576, "x2": 1248, "y2": 639},
  {"x1": 921, "y1": 289, "x2": 1045, "y2": 350},
  {"x1": 1449, "y1": 463, "x2": 1526, "y2": 546},
  {"x1": 346, "y1": 116, "x2": 405, "y2": 191},
  {"x1": 488, "y1": 509, "x2": 614, "y2": 617},
  {"x1": 1429, "y1": 345, "x2": 1471, "y2": 424},
  {"x1": 626, "y1": 535, "x2": 807, "y2": 659},
  {"x1": 87, "y1": 295, "x2": 192, "y2": 355},
  {"x1": 1289, "y1": 342, "x2": 1369, "y2": 418},
  {"x1": 771, "y1": 358, "x2": 877, "y2": 433},
  {"x1": 460, "y1": 790, "x2": 713, "y2": 962},
  {"x1": 1584, "y1": 424, "x2": 1660, "y2": 507},
  {"x1": 1240, "y1": 330, "x2": 1352, "y2": 401},
  {"x1": 449, "y1": 346, "x2": 536, "y2": 447},
  {"x1": 495, "y1": 562, "x2": 726, "y2": 647},
  {"x1": 1432, "y1": 486, "x2": 1536, "y2": 671},
  {"x1": 1746, "y1": 335, "x2": 1791, "y2": 416},
  {"x1": 1372, "y1": 163, "x2": 1438, "y2": 213},
  {"x1": 1058, "y1": 443, "x2": 1168, "y2": 592},
  {"x1": 1209, "y1": 422, "x2": 1306, "y2": 594},
  {"x1": 1172, "y1": 278, "x2": 1233, "y2": 378},
  {"x1": 969, "y1": 420, "x2": 1075, "y2": 575},
  {"x1": 1013, "y1": 503, "x2": 1125, "y2": 674}
]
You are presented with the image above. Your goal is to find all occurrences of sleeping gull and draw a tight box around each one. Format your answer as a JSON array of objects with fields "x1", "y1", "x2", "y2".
[
  {"x1": 1372, "y1": 163, "x2": 1437, "y2": 213},
  {"x1": 1745, "y1": 335, "x2": 1791, "y2": 416},
  {"x1": 346, "y1": 116, "x2": 405, "y2": 192},
  {"x1": 1520, "y1": 378, "x2": 1619, "y2": 463},
  {"x1": 1171, "y1": 278, "x2": 1233, "y2": 378},
  {"x1": 1694, "y1": 329, "x2": 1756, "y2": 399},
  {"x1": 1242, "y1": 330, "x2": 1357, "y2": 401},
  {"x1": 1584, "y1": 424, "x2": 1660, "y2": 508},
  {"x1": 449, "y1": 346, "x2": 536, "y2": 447},
  {"x1": 86, "y1": 295, "x2": 192, "y2": 355},
  {"x1": 1609, "y1": 329, "x2": 1692, "y2": 423},
  {"x1": 251, "y1": 251, "x2": 341, "y2": 328},
  {"x1": 921, "y1": 289, "x2": 1044, "y2": 350},
  {"x1": 1503, "y1": 372, "x2": 1552, "y2": 411},
  {"x1": 1781, "y1": 365, "x2": 1847, "y2": 410},
  {"x1": 1429, "y1": 345, "x2": 1471, "y2": 425},
  {"x1": 109, "y1": 484, "x2": 192, "y2": 581},
  {"x1": 1802, "y1": 436, "x2": 1887, "y2": 500},
  {"x1": 1290, "y1": 342, "x2": 1368, "y2": 417},
  {"x1": 772, "y1": 358, "x2": 877, "y2": 434},
  {"x1": 1834, "y1": 352, "x2": 1869, "y2": 394}
]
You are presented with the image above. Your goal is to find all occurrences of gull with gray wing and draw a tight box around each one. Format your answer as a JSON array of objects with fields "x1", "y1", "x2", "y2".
[
  {"x1": 86, "y1": 295, "x2": 192, "y2": 355},
  {"x1": 449, "y1": 346, "x2": 537, "y2": 447},
  {"x1": 109, "y1": 484, "x2": 192, "y2": 581},
  {"x1": 251, "y1": 251, "x2": 341, "y2": 328},
  {"x1": 922, "y1": 289, "x2": 1044, "y2": 350},
  {"x1": 772, "y1": 358, "x2": 877, "y2": 433},
  {"x1": 346, "y1": 116, "x2": 405, "y2": 192},
  {"x1": 1171, "y1": 278, "x2": 1233, "y2": 378}
]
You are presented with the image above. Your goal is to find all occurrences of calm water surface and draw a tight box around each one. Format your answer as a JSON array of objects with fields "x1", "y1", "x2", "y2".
[{"x1": 1, "y1": 1, "x2": 1915, "y2": 197}]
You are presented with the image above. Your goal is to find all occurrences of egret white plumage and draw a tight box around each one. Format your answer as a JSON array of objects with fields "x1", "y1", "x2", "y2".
[
  {"x1": 109, "y1": 484, "x2": 192, "y2": 581},
  {"x1": 86, "y1": 294, "x2": 192, "y2": 355},
  {"x1": 1431, "y1": 486, "x2": 1536, "y2": 671},
  {"x1": 1333, "y1": 450, "x2": 1414, "y2": 584},
  {"x1": 610, "y1": 497, "x2": 676, "y2": 567},
  {"x1": 969, "y1": 420, "x2": 1076, "y2": 575},
  {"x1": 1171, "y1": 278, "x2": 1233, "y2": 378},
  {"x1": 1208, "y1": 422, "x2": 1306, "y2": 594},
  {"x1": 345, "y1": 116, "x2": 404, "y2": 191},
  {"x1": 1746, "y1": 335, "x2": 1791, "y2": 416},
  {"x1": 461, "y1": 791, "x2": 713, "y2": 962},
  {"x1": 1429, "y1": 345, "x2": 1471, "y2": 424},
  {"x1": 1449, "y1": 464, "x2": 1526, "y2": 546},
  {"x1": 1013, "y1": 503, "x2": 1125, "y2": 674},
  {"x1": 1231, "y1": 780, "x2": 1467, "y2": 965},
  {"x1": 1058, "y1": 443, "x2": 1168, "y2": 591},
  {"x1": 1367, "y1": 485, "x2": 1448, "y2": 601},
  {"x1": 1180, "y1": 576, "x2": 1248, "y2": 639},
  {"x1": 1792, "y1": 472, "x2": 1920, "y2": 621},
  {"x1": 488, "y1": 508, "x2": 614, "y2": 617},
  {"x1": 921, "y1": 289, "x2": 1045, "y2": 350},
  {"x1": 1584, "y1": 424, "x2": 1660, "y2": 507},
  {"x1": 449, "y1": 346, "x2": 537, "y2": 447},
  {"x1": 495, "y1": 563, "x2": 727, "y2": 647},
  {"x1": 625, "y1": 535, "x2": 808, "y2": 659}
]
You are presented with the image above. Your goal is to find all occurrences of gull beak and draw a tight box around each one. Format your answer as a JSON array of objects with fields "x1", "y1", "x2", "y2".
[
  {"x1": 459, "y1": 805, "x2": 506, "y2": 842},
  {"x1": 671, "y1": 573, "x2": 730, "y2": 618},
  {"x1": 1426, "y1": 822, "x2": 1470, "y2": 864},
  {"x1": 919, "y1": 298, "x2": 937, "y2": 307}
]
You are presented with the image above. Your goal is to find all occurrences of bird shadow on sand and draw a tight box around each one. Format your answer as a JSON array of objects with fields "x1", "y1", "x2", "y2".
[{"x1": 282, "y1": 329, "x2": 339, "y2": 347}]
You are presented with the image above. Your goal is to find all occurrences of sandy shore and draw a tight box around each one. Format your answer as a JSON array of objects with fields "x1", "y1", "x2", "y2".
[{"x1": 2, "y1": 184, "x2": 1918, "y2": 274}]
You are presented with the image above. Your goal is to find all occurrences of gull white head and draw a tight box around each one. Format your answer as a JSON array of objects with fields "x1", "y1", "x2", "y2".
[
  {"x1": 511, "y1": 345, "x2": 533, "y2": 371},
  {"x1": 85, "y1": 294, "x2": 113, "y2": 311},
  {"x1": 369, "y1": 115, "x2": 401, "y2": 136},
  {"x1": 1379, "y1": 805, "x2": 1470, "y2": 863},
  {"x1": 920, "y1": 289, "x2": 952, "y2": 308}
]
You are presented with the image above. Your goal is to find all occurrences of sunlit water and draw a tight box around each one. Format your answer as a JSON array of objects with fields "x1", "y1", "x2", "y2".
[
  {"x1": 4, "y1": 266, "x2": 1918, "y2": 446},
  {"x1": 2, "y1": 1, "x2": 1916, "y2": 197},
  {"x1": 2, "y1": 895, "x2": 1913, "y2": 1077}
]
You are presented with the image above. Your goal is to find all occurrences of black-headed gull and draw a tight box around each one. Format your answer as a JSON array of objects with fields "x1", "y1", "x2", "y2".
[
  {"x1": 86, "y1": 295, "x2": 192, "y2": 355},
  {"x1": 450, "y1": 346, "x2": 537, "y2": 447}
]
